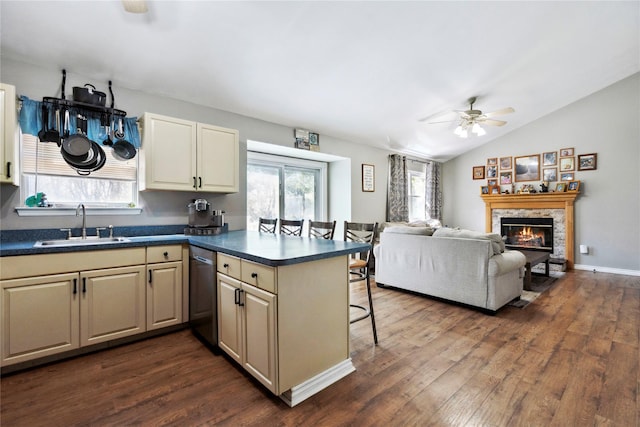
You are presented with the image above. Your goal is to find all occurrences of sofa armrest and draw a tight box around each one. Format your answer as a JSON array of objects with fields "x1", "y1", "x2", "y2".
[{"x1": 488, "y1": 250, "x2": 527, "y2": 277}]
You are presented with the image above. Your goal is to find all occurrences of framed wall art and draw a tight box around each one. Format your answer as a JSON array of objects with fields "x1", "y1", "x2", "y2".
[
  {"x1": 514, "y1": 154, "x2": 540, "y2": 182},
  {"x1": 487, "y1": 158, "x2": 498, "y2": 166},
  {"x1": 500, "y1": 156, "x2": 512, "y2": 170},
  {"x1": 560, "y1": 147, "x2": 574, "y2": 157},
  {"x1": 309, "y1": 132, "x2": 320, "y2": 152},
  {"x1": 362, "y1": 164, "x2": 375, "y2": 192},
  {"x1": 560, "y1": 172, "x2": 574, "y2": 181},
  {"x1": 486, "y1": 165, "x2": 498, "y2": 179},
  {"x1": 499, "y1": 171, "x2": 512, "y2": 185},
  {"x1": 473, "y1": 166, "x2": 485, "y2": 180},
  {"x1": 543, "y1": 151, "x2": 557, "y2": 166},
  {"x1": 559, "y1": 157, "x2": 575, "y2": 171},
  {"x1": 543, "y1": 167, "x2": 557, "y2": 182},
  {"x1": 578, "y1": 153, "x2": 597, "y2": 170}
]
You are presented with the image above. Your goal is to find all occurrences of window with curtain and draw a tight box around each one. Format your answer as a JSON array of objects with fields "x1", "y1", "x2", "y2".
[
  {"x1": 387, "y1": 154, "x2": 442, "y2": 223},
  {"x1": 246, "y1": 151, "x2": 327, "y2": 231},
  {"x1": 20, "y1": 134, "x2": 138, "y2": 208}
]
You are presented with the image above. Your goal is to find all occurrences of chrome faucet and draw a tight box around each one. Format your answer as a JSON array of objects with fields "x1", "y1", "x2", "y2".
[{"x1": 76, "y1": 203, "x2": 87, "y2": 239}]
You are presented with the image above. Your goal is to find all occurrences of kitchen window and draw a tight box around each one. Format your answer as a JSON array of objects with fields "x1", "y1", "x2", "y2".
[
  {"x1": 247, "y1": 152, "x2": 327, "y2": 231},
  {"x1": 18, "y1": 134, "x2": 139, "y2": 214}
]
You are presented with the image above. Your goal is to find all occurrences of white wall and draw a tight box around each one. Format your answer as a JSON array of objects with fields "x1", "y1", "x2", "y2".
[
  {"x1": 0, "y1": 58, "x2": 393, "y2": 231},
  {"x1": 443, "y1": 73, "x2": 640, "y2": 272}
]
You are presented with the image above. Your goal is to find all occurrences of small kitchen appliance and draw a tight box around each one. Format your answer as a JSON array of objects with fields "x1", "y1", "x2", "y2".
[{"x1": 185, "y1": 199, "x2": 226, "y2": 235}]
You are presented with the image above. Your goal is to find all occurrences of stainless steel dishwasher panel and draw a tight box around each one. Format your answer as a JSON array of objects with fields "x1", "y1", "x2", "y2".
[{"x1": 189, "y1": 246, "x2": 217, "y2": 349}]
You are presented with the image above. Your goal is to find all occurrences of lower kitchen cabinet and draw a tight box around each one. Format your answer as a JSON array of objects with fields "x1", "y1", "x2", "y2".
[
  {"x1": 80, "y1": 266, "x2": 146, "y2": 346},
  {"x1": 1, "y1": 273, "x2": 80, "y2": 364},
  {"x1": 0, "y1": 245, "x2": 188, "y2": 368},
  {"x1": 217, "y1": 273, "x2": 277, "y2": 393},
  {"x1": 146, "y1": 261, "x2": 183, "y2": 331}
]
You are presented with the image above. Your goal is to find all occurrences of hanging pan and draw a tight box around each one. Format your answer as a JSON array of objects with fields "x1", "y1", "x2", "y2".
[
  {"x1": 111, "y1": 118, "x2": 137, "y2": 161},
  {"x1": 61, "y1": 114, "x2": 91, "y2": 158}
]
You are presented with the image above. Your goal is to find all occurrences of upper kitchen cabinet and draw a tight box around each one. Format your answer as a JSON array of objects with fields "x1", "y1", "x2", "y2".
[
  {"x1": 139, "y1": 112, "x2": 239, "y2": 193},
  {"x1": 0, "y1": 83, "x2": 19, "y2": 185}
]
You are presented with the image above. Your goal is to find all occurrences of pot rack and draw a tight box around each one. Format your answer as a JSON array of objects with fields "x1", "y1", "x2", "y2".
[{"x1": 41, "y1": 69, "x2": 127, "y2": 119}]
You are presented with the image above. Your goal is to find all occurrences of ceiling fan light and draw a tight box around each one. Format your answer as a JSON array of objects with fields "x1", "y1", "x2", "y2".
[
  {"x1": 122, "y1": 0, "x2": 148, "y2": 13},
  {"x1": 454, "y1": 125, "x2": 463, "y2": 136},
  {"x1": 476, "y1": 126, "x2": 486, "y2": 136},
  {"x1": 459, "y1": 129, "x2": 468, "y2": 138}
]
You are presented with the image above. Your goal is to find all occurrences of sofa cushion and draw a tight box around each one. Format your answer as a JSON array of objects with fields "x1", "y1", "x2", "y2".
[
  {"x1": 432, "y1": 227, "x2": 505, "y2": 255},
  {"x1": 383, "y1": 225, "x2": 434, "y2": 236}
]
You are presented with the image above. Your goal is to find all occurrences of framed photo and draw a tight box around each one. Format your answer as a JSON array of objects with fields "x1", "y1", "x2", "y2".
[
  {"x1": 362, "y1": 164, "x2": 375, "y2": 192},
  {"x1": 567, "y1": 180, "x2": 581, "y2": 192},
  {"x1": 486, "y1": 165, "x2": 498, "y2": 178},
  {"x1": 560, "y1": 172, "x2": 574, "y2": 181},
  {"x1": 481, "y1": 186, "x2": 490, "y2": 195},
  {"x1": 578, "y1": 153, "x2": 597, "y2": 171},
  {"x1": 560, "y1": 147, "x2": 574, "y2": 157},
  {"x1": 489, "y1": 185, "x2": 501, "y2": 194},
  {"x1": 487, "y1": 179, "x2": 497, "y2": 186},
  {"x1": 559, "y1": 157, "x2": 575, "y2": 171},
  {"x1": 500, "y1": 156, "x2": 512, "y2": 170},
  {"x1": 543, "y1": 151, "x2": 557, "y2": 166},
  {"x1": 473, "y1": 166, "x2": 485, "y2": 180},
  {"x1": 309, "y1": 132, "x2": 320, "y2": 152},
  {"x1": 555, "y1": 182, "x2": 567, "y2": 192},
  {"x1": 499, "y1": 171, "x2": 512, "y2": 185},
  {"x1": 543, "y1": 167, "x2": 557, "y2": 182},
  {"x1": 295, "y1": 138, "x2": 310, "y2": 150},
  {"x1": 487, "y1": 158, "x2": 498, "y2": 166},
  {"x1": 514, "y1": 154, "x2": 540, "y2": 182}
]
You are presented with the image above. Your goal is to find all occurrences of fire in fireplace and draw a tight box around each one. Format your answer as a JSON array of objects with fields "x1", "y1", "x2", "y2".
[{"x1": 500, "y1": 217, "x2": 554, "y2": 252}]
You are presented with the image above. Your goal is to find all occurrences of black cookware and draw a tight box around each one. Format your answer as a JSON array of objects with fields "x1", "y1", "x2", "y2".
[
  {"x1": 110, "y1": 118, "x2": 137, "y2": 161},
  {"x1": 72, "y1": 84, "x2": 106, "y2": 106},
  {"x1": 61, "y1": 115, "x2": 91, "y2": 158}
]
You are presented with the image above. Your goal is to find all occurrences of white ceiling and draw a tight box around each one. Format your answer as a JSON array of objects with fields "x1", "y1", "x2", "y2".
[{"x1": 1, "y1": 1, "x2": 638, "y2": 161}]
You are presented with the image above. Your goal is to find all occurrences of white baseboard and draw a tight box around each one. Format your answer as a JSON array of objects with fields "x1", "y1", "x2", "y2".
[
  {"x1": 279, "y1": 358, "x2": 356, "y2": 407},
  {"x1": 574, "y1": 264, "x2": 640, "y2": 277}
]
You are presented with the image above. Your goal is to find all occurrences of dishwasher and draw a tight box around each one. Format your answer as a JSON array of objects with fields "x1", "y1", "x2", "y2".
[{"x1": 189, "y1": 246, "x2": 218, "y2": 350}]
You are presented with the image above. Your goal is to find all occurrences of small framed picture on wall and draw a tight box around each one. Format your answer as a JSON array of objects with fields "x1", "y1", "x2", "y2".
[
  {"x1": 500, "y1": 156, "x2": 512, "y2": 170},
  {"x1": 473, "y1": 166, "x2": 485, "y2": 180}
]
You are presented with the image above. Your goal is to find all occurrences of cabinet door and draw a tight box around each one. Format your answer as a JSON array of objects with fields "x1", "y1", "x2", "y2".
[
  {"x1": 197, "y1": 123, "x2": 239, "y2": 193},
  {"x1": 217, "y1": 273, "x2": 242, "y2": 364},
  {"x1": 142, "y1": 112, "x2": 197, "y2": 191},
  {"x1": 0, "y1": 83, "x2": 18, "y2": 185},
  {"x1": 242, "y1": 283, "x2": 278, "y2": 394},
  {"x1": 80, "y1": 266, "x2": 146, "y2": 346},
  {"x1": 147, "y1": 261, "x2": 183, "y2": 330},
  {"x1": 1, "y1": 273, "x2": 79, "y2": 366}
]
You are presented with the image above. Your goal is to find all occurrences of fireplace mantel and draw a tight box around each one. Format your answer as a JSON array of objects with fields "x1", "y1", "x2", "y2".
[{"x1": 481, "y1": 192, "x2": 579, "y2": 269}]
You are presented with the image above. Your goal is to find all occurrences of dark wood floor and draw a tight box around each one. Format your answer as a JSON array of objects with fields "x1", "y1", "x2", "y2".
[{"x1": 2, "y1": 270, "x2": 639, "y2": 426}]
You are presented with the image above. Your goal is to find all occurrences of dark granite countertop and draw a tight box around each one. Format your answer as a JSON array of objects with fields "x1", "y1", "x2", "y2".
[{"x1": 0, "y1": 230, "x2": 369, "y2": 267}]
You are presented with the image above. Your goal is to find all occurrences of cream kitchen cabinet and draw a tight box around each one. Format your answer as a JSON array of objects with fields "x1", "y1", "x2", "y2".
[
  {"x1": 0, "y1": 83, "x2": 19, "y2": 185},
  {"x1": 217, "y1": 272, "x2": 278, "y2": 394},
  {"x1": 0, "y1": 245, "x2": 189, "y2": 367},
  {"x1": 140, "y1": 112, "x2": 239, "y2": 193},
  {"x1": 146, "y1": 245, "x2": 184, "y2": 331}
]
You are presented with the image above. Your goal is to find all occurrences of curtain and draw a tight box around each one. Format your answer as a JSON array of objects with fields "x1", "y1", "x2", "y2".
[
  {"x1": 426, "y1": 160, "x2": 443, "y2": 221},
  {"x1": 18, "y1": 96, "x2": 141, "y2": 148},
  {"x1": 387, "y1": 154, "x2": 409, "y2": 222}
]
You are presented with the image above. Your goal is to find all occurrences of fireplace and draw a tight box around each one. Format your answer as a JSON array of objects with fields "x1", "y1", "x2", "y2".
[{"x1": 501, "y1": 217, "x2": 553, "y2": 252}]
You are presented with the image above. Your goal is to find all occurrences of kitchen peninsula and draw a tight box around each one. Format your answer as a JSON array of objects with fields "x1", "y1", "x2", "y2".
[{"x1": 0, "y1": 230, "x2": 369, "y2": 407}]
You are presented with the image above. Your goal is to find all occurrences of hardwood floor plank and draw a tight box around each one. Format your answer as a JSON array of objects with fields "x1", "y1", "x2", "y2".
[{"x1": 2, "y1": 271, "x2": 639, "y2": 426}]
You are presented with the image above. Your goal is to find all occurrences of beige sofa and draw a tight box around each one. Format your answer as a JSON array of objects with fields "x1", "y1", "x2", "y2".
[{"x1": 373, "y1": 226, "x2": 526, "y2": 312}]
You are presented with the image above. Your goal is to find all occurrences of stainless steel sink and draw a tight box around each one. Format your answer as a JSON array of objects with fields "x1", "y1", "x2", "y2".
[{"x1": 34, "y1": 237, "x2": 131, "y2": 247}]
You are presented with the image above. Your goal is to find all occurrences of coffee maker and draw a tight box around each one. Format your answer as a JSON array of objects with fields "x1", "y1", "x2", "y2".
[{"x1": 185, "y1": 199, "x2": 226, "y2": 235}]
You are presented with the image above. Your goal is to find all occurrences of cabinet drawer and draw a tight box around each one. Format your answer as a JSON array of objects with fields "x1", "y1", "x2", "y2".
[
  {"x1": 147, "y1": 245, "x2": 182, "y2": 263},
  {"x1": 241, "y1": 260, "x2": 276, "y2": 294},
  {"x1": 218, "y1": 253, "x2": 241, "y2": 280}
]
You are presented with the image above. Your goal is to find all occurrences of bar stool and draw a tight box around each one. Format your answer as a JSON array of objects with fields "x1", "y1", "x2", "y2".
[
  {"x1": 279, "y1": 219, "x2": 304, "y2": 236},
  {"x1": 258, "y1": 218, "x2": 277, "y2": 233},
  {"x1": 344, "y1": 221, "x2": 378, "y2": 344},
  {"x1": 308, "y1": 220, "x2": 336, "y2": 240}
]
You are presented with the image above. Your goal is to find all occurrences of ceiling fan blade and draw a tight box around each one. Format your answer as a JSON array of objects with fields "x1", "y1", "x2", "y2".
[
  {"x1": 482, "y1": 119, "x2": 507, "y2": 127},
  {"x1": 484, "y1": 107, "x2": 514, "y2": 118}
]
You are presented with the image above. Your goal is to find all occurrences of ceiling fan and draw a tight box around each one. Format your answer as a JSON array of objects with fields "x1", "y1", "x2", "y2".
[{"x1": 424, "y1": 97, "x2": 514, "y2": 138}]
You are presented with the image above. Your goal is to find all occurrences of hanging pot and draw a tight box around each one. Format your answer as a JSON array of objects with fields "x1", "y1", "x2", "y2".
[
  {"x1": 111, "y1": 118, "x2": 137, "y2": 161},
  {"x1": 61, "y1": 140, "x2": 106, "y2": 175},
  {"x1": 72, "y1": 84, "x2": 106, "y2": 106},
  {"x1": 61, "y1": 114, "x2": 91, "y2": 158}
]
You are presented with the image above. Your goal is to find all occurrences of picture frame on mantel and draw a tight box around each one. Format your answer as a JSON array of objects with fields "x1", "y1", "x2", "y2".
[{"x1": 362, "y1": 164, "x2": 375, "y2": 192}]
